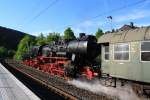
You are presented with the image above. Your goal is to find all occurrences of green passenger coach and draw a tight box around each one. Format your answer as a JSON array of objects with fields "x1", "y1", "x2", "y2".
[{"x1": 98, "y1": 25, "x2": 150, "y2": 83}]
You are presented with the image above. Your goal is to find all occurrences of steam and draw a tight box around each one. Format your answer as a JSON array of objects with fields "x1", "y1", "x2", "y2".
[{"x1": 68, "y1": 79, "x2": 141, "y2": 100}]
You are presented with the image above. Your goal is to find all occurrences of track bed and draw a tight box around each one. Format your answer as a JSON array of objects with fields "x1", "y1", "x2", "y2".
[{"x1": 3, "y1": 59, "x2": 117, "y2": 100}]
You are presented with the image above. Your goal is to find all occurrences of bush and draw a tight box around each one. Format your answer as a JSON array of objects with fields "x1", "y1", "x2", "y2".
[
  {"x1": 0, "y1": 47, "x2": 7, "y2": 58},
  {"x1": 14, "y1": 35, "x2": 35, "y2": 60}
]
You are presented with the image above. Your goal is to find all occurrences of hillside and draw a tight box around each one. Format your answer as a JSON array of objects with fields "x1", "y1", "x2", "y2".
[{"x1": 0, "y1": 26, "x2": 33, "y2": 50}]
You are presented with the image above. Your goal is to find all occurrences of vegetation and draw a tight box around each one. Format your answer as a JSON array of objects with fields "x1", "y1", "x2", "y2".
[
  {"x1": 0, "y1": 47, "x2": 7, "y2": 58},
  {"x1": 47, "y1": 32, "x2": 60, "y2": 43},
  {"x1": 14, "y1": 32, "x2": 61, "y2": 60},
  {"x1": 0, "y1": 26, "x2": 35, "y2": 58},
  {"x1": 95, "y1": 28, "x2": 103, "y2": 63},
  {"x1": 64, "y1": 27, "x2": 76, "y2": 39},
  {"x1": 0, "y1": 46, "x2": 17, "y2": 58},
  {"x1": 14, "y1": 35, "x2": 35, "y2": 60},
  {"x1": 95, "y1": 28, "x2": 103, "y2": 39},
  {"x1": 0, "y1": 26, "x2": 29, "y2": 50},
  {"x1": 7, "y1": 50, "x2": 16, "y2": 58},
  {"x1": 13, "y1": 27, "x2": 104, "y2": 61},
  {"x1": 36, "y1": 33, "x2": 46, "y2": 45}
]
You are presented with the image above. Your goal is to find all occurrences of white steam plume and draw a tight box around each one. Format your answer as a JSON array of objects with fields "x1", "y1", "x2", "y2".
[{"x1": 68, "y1": 80, "x2": 141, "y2": 100}]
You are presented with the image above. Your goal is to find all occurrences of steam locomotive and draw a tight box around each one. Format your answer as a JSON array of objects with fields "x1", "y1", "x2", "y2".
[{"x1": 23, "y1": 33, "x2": 101, "y2": 80}]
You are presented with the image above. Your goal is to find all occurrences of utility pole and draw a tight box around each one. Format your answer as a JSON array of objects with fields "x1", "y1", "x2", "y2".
[{"x1": 107, "y1": 16, "x2": 113, "y2": 31}]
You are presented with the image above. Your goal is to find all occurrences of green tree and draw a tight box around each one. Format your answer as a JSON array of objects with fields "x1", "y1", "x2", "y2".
[
  {"x1": 0, "y1": 47, "x2": 7, "y2": 58},
  {"x1": 47, "y1": 32, "x2": 60, "y2": 43},
  {"x1": 95, "y1": 28, "x2": 103, "y2": 39},
  {"x1": 95, "y1": 28, "x2": 103, "y2": 64},
  {"x1": 14, "y1": 35, "x2": 35, "y2": 60},
  {"x1": 7, "y1": 50, "x2": 16, "y2": 58},
  {"x1": 36, "y1": 33, "x2": 46, "y2": 45},
  {"x1": 64, "y1": 27, "x2": 76, "y2": 39}
]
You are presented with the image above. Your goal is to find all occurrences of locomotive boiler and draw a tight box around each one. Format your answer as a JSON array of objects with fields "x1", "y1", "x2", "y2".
[{"x1": 23, "y1": 33, "x2": 101, "y2": 79}]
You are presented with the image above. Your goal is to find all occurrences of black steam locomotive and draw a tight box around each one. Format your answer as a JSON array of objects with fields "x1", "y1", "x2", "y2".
[{"x1": 23, "y1": 33, "x2": 101, "y2": 79}]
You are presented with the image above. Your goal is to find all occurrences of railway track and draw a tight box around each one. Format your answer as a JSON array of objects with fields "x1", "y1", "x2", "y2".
[{"x1": 2, "y1": 59, "x2": 117, "y2": 100}]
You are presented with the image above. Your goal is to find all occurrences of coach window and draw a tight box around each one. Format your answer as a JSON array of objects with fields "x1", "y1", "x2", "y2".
[
  {"x1": 141, "y1": 41, "x2": 150, "y2": 61},
  {"x1": 104, "y1": 46, "x2": 109, "y2": 60},
  {"x1": 114, "y1": 43, "x2": 129, "y2": 61}
]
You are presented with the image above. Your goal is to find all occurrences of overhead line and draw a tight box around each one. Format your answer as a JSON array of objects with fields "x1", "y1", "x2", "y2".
[
  {"x1": 89, "y1": 0, "x2": 146, "y2": 20},
  {"x1": 23, "y1": 0, "x2": 42, "y2": 21},
  {"x1": 54, "y1": 0, "x2": 146, "y2": 31},
  {"x1": 24, "y1": 0, "x2": 59, "y2": 26}
]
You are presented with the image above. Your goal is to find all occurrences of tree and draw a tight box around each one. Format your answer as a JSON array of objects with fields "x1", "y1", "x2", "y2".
[
  {"x1": 0, "y1": 47, "x2": 7, "y2": 58},
  {"x1": 7, "y1": 50, "x2": 16, "y2": 58},
  {"x1": 95, "y1": 28, "x2": 103, "y2": 64},
  {"x1": 36, "y1": 33, "x2": 46, "y2": 45},
  {"x1": 14, "y1": 35, "x2": 35, "y2": 60},
  {"x1": 95, "y1": 28, "x2": 103, "y2": 39},
  {"x1": 64, "y1": 27, "x2": 76, "y2": 39},
  {"x1": 47, "y1": 32, "x2": 60, "y2": 43}
]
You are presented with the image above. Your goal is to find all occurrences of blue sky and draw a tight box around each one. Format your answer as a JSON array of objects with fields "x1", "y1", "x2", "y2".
[{"x1": 0, "y1": 0, "x2": 150, "y2": 37}]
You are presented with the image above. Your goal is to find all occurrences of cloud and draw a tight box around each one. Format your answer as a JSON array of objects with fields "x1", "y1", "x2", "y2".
[
  {"x1": 28, "y1": 19, "x2": 114, "y2": 37},
  {"x1": 140, "y1": 0, "x2": 150, "y2": 8},
  {"x1": 136, "y1": 22, "x2": 150, "y2": 27},
  {"x1": 30, "y1": 29, "x2": 53, "y2": 36},
  {"x1": 72, "y1": 20, "x2": 105, "y2": 35},
  {"x1": 72, "y1": 21, "x2": 92, "y2": 35},
  {"x1": 78, "y1": 20, "x2": 93, "y2": 28},
  {"x1": 114, "y1": 10, "x2": 150, "y2": 22},
  {"x1": 72, "y1": 27, "x2": 82, "y2": 33}
]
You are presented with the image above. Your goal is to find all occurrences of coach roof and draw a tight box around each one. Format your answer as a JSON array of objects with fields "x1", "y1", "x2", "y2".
[{"x1": 98, "y1": 26, "x2": 150, "y2": 43}]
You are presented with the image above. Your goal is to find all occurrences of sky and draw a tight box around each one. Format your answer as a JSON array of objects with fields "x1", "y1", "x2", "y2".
[{"x1": 0, "y1": 0, "x2": 150, "y2": 37}]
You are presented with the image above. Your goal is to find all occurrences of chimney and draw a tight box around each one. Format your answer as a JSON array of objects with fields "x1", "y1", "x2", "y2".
[{"x1": 130, "y1": 22, "x2": 134, "y2": 28}]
